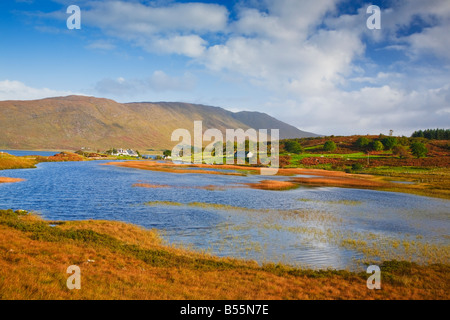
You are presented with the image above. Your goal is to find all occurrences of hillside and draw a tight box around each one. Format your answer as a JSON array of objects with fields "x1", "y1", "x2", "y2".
[
  {"x1": 0, "y1": 96, "x2": 316, "y2": 151},
  {"x1": 231, "y1": 111, "x2": 319, "y2": 139}
]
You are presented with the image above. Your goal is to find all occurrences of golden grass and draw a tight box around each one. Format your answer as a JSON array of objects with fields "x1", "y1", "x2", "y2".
[
  {"x1": 245, "y1": 180, "x2": 299, "y2": 191},
  {"x1": 107, "y1": 161, "x2": 397, "y2": 191},
  {"x1": 289, "y1": 176, "x2": 388, "y2": 189},
  {"x1": 371, "y1": 168, "x2": 450, "y2": 199},
  {"x1": 193, "y1": 185, "x2": 230, "y2": 191},
  {"x1": 0, "y1": 153, "x2": 37, "y2": 170},
  {"x1": 104, "y1": 161, "x2": 247, "y2": 176},
  {"x1": 0, "y1": 210, "x2": 448, "y2": 300},
  {"x1": 0, "y1": 177, "x2": 25, "y2": 184}
]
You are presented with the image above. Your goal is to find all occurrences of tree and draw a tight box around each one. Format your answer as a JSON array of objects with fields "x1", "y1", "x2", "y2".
[
  {"x1": 323, "y1": 140, "x2": 337, "y2": 152},
  {"x1": 381, "y1": 136, "x2": 398, "y2": 150},
  {"x1": 410, "y1": 142, "x2": 428, "y2": 158},
  {"x1": 412, "y1": 128, "x2": 450, "y2": 140},
  {"x1": 355, "y1": 137, "x2": 370, "y2": 149},
  {"x1": 284, "y1": 140, "x2": 303, "y2": 154},
  {"x1": 163, "y1": 150, "x2": 171, "y2": 157},
  {"x1": 397, "y1": 136, "x2": 410, "y2": 146},
  {"x1": 370, "y1": 140, "x2": 384, "y2": 151}
]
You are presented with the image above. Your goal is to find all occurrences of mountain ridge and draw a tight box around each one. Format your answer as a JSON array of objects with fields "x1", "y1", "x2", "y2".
[{"x1": 0, "y1": 95, "x2": 319, "y2": 151}]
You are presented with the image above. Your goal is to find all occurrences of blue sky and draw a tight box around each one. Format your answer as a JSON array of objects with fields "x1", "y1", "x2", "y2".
[{"x1": 0, "y1": 0, "x2": 449, "y2": 136}]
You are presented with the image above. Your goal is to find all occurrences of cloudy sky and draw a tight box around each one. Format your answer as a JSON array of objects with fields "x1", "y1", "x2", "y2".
[{"x1": 0, "y1": 0, "x2": 449, "y2": 136}]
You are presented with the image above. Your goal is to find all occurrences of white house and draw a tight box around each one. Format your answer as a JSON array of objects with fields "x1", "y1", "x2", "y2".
[{"x1": 112, "y1": 148, "x2": 139, "y2": 157}]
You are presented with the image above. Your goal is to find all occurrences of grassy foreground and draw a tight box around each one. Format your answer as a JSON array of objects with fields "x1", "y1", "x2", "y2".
[{"x1": 0, "y1": 209, "x2": 448, "y2": 300}]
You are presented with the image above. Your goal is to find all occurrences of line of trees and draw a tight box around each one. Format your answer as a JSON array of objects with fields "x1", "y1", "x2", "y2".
[
  {"x1": 356, "y1": 136, "x2": 398, "y2": 151},
  {"x1": 356, "y1": 135, "x2": 428, "y2": 158},
  {"x1": 411, "y1": 129, "x2": 450, "y2": 140}
]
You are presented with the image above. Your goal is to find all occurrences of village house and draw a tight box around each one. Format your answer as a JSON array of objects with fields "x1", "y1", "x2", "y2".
[{"x1": 112, "y1": 148, "x2": 139, "y2": 157}]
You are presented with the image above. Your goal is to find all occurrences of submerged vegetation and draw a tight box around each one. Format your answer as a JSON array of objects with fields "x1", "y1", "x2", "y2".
[
  {"x1": 144, "y1": 200, "x2": 449, "y2": 268},
  {"x1": 0, "y1": 209, "x2": 448, "y2": 300},
  {"x1": 297, "y1": 199, "x2": 363, "y2": 206}
]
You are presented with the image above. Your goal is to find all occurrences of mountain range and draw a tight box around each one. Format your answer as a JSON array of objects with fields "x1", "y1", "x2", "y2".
[{"x1": 0, "y1": 95, "x2": 318, "y2": 151}]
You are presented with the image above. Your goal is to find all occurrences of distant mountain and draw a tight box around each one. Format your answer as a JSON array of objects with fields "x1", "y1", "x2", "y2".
[
  {"x1": 231, "y1": 111, "x2": 319, "y2": 140},
  {"x1": 0, "y1": 95, "x2": 318, "y2": 151}
]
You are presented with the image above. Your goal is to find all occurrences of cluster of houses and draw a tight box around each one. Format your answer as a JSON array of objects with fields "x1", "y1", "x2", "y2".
[{"x1": 111, "y1": 148, "x2": 139, "y2": 157}]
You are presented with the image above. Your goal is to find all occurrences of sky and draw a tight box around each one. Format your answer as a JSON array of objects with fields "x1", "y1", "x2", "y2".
[{"x1": 0, "y1": 0, "x2": 449, "y2": 136}]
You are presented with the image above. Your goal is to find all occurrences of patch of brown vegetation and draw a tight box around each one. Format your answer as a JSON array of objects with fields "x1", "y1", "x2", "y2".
[
  {"x1": 44, "y1": 152, "x2": 85, "y2": 162},
  {"x1": 245, "y1": 180, "x2": 298, "y2": 191},
  {"x1": 289, "y1": 175, "x2": 389, "y2": 189},
  {"x1": 0, "y1": 211, "x2": 448, "y2": 300},
  {"x1": 132, "y1": 183, "x2": 170, "y2": 188},
  {"x1": 105, "y1": 160, "x2": 371, "y2": 177},
  {"x1": 104, "y1": 161, "x2": 250, "y2": 176},
  {"x1": 105, "y1": 160, "x2": 449, "y2": 198},
  {"x1": 193, "y1": 185, "x2": 231, "y2": 191},
  {"x1": 0, "y1": 177, "x2": 25, "y2": 184},
  {"x1": 106, "y1": 161, "x2": 397, "y2": 191}
]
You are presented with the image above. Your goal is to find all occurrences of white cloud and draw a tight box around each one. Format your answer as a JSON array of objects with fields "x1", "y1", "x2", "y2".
[
  {"x1": 366, "y1": 0, "x2": 450, "y2": 60},
  {"x1": 83, "y1": 1, "x2": 228, "y2": 34},
  {"x1": 38, "y1": 0, "x2": 228, "y2": 56},
  {"x1": 151, "y1": 35, "x2": 206, "y2": 57},
  {"x1": 94, "y1": 71, "x2": 196, "y2": 96},
  {"x1": 29, "y1": 0, "x2": 450, "y2": 135},
  {"x1": 78, "y1": 0, "x2": 227, "y2": 57},
  {"x1": 198, "y1": 1, "x2": 364, "y2": 96},
  {"x1": 272, "y1": 84, "x2": 450, "y2": 136},
  {"x1": 0, "y1": 80, "x2": 77, "y2": 101},
  {"x1": 406, "y1": 25, "x2": 450, "y2": 60}
]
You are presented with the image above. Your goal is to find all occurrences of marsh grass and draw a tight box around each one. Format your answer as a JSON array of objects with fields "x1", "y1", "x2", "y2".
[
  {"x1": 167, "y1": 200, "x2": 450, "y2": 267},
  {"x1": 0, "y1": 153, "x2": 37, "y2": 170},
  {"x1": 143, "y1": 199, "x2": 450, "y2": 266},
  {"x1": 0, "y1": 209, "x2": 448, "y2": 299}
]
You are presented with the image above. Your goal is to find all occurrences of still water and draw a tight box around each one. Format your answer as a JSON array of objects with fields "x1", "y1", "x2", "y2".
[
  {"x1": 0, "y1": 159, "x2": 449, "y2": 270},
  {"x1": 0, "y1": 150, "x2": 59, "y2": 157}
]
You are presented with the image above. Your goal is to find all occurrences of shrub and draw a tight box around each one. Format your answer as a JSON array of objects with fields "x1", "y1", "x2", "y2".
[
  {"x1": 283, "y1": 140, "x2": 303, "y2": 154},
  {"x1": 351, "y1": 163, "x2": 363, "y2": 171},
  {"x1": 323, "y1": 140, "x2": 337, "y2": 152},
  {"x1": 355, "y1": 137, "x2": 370, "y2": 149},
  {"x1": 370, "y1": 140, "x2": 384, "y2": 151},
  {"x1": 381, "y1": 137, "x2": 398, "y2": 150},
  {"x1": 392, "y1": 145, "x2": 409, "y2": 158}
]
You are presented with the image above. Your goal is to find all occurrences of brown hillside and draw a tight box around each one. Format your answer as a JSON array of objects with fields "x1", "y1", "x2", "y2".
[{"x1": 0, "y1": 96, "x2": 315, "y2": 151}]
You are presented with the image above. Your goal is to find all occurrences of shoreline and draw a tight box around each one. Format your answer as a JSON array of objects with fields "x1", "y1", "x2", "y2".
[
  {"x1": 104, "y1": 160, "x2": 450, "y2": 199},
  {"x1": 2, "y1": 152, "x2": 448, "y2": 199}
]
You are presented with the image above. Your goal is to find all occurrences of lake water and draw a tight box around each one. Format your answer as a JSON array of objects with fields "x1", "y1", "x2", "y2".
[
  {"x1": 0, "y1": 160, "x2": 449, "y2": 270},
  {"x1": 0, "y1": 149, "x2": 59, "y2": 157}
]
